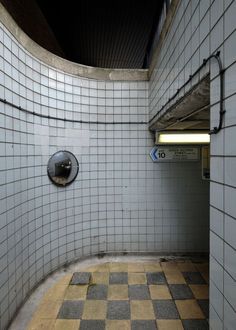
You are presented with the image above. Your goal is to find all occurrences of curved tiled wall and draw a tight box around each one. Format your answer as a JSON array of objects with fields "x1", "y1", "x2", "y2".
[{"x1": 0, "y1": 7, "x2": 209, "y2": 330}]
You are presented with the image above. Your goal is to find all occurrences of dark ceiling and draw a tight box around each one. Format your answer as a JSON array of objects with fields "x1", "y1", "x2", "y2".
[{"x1": 35, "y1": 0, "x2": 165, "y2": 69}]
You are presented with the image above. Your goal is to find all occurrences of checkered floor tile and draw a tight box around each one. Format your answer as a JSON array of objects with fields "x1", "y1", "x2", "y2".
[{"x1": 27, "y1": 260, "x2": 209, "y2": 330}]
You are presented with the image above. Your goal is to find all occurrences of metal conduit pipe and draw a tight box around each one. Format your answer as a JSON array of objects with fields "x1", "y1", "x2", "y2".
[{"x1": 208, "y1": 52, "x2": 225, "y2": 134}]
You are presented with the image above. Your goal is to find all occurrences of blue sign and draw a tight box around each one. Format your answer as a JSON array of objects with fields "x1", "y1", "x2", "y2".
[{"x1": 149, "y1": 146, "x2": 158, "y2": 162}]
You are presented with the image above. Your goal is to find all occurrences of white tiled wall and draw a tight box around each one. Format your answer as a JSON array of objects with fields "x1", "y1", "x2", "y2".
[
  {"x1": 149, "y1": 0, "x2": 236, "y2": 328},
  {"x1": 0, "y1": 5, "x2": 209, "y2": 330}
]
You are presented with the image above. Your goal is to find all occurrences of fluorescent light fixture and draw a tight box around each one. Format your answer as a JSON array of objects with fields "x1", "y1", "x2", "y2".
[{"x1": 156, "y1": 132, "x2": 210, "y2": 144}]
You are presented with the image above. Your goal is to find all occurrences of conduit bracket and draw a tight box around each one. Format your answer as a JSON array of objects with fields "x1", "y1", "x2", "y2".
[{"x1": 209, "y1": 51, "x2": 225, "y2": 135}]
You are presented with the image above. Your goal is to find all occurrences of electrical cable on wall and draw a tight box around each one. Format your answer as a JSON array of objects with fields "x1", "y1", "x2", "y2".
[
  {"x1": 1, "y1": 53, "x2": 225, "y2": 132},
  {"x1": 0, "y1": 97, "x2": 148, "y2": 125}
]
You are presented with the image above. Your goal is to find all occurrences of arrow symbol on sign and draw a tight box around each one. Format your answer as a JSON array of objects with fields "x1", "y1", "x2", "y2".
[{"x1": 150, "y1": 146, "x2": 158, "y2": 162}]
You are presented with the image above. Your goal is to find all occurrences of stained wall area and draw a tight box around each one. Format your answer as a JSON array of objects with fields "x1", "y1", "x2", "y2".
[
  {"x1": 149, "y1": 0, "x2": 236, "y2": 328},
  {"x1": 0, "y1": 2, "x2": 210, "y2": 330}
]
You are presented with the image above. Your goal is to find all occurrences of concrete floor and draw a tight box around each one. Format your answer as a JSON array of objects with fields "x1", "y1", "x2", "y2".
[{"x1": 9, "y1": 255, "x2": 209, "y2": 330}]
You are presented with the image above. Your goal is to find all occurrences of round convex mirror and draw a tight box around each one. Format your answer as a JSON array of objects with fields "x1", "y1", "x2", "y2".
[{"x1": 47, "y1": 151, "x2": 79, "y2": 186}]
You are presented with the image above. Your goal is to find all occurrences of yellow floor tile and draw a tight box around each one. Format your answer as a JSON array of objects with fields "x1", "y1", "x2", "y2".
[
  {"x1": 128, "y1": 273, "x2": 146, "y2": 285},
  {"x1": 109, "y1": 263, "x2": 128, "y2": 272},
  {"x1": 149, "y1": 285, "x2": 172, "y2": 299},
  {"x1": 156, "y1": 320, "x2": 184, "y2": 330},
  {"x1": 108, "y1": 285, "x2": 128, "y2": 300},
  {"x1": 131, "y1": 300, "x2": 155, "y2": 320},
  {"x1": 177, "y1": 262, "x2": 197, "y2": 272},
  {"x1": 27, "y1": 318, "x2": 55, "y2": 330},
  {"x1": 106, "y1": 320, "x2": 131, "y2": 330},
  {"x1": 128, "y1": 263, "x2": 145, "y2": 273},
  {"x1": 64, "y1": 285, "x2": 88, "y2": 300},
  {"x1": 41, "y1": 285, "x2": 67, "y2": 302},
  {"x1": 54, "y1": 319, "x2": 80, "y2": 330},
  {"x1": 34, "y1": 301, "x2": 61, "y2": 319},
  {"x1": 82, "y1": 300, "x2": 107, "y2": 319},
  {"x1": 57, "y1": 274, "x2": 73, "y2": 286},
  {"x1": 83, "y1": 265, "x2": 99, "y2": 272},
  {"x1": 189, "y1": 285, "x2": 209, "y2": 299},
  {"x1": 175, "y1": 300, "x2": 205, "y2": 319},
  {"x1": 92, "y1": 272, "x2": 109, "y2": 284},
  {"x1": 86, "y1": 263, "x2": 110, "y2": 272},
  {"x1": 144, "y1": 263, "x2": 162, "y2": 272},
  {"x1": 164, "y1": 270, "x2": 186, "y2": 284},
  {"x1": 161, "y1": 262, "x2": 178, "y2": 270}
]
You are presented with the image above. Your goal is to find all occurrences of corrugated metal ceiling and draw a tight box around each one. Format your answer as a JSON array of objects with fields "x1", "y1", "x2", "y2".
[{"x1": 36, "y1": 0, "x2": 165, "y2": 69}]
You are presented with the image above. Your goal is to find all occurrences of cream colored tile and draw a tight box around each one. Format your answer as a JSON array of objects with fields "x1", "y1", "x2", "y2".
[
  {"x1": 106, "y1": 320, "x2": 130, "y2": 330},
  {"x1": 109, "y1": 263, "x2": 128, "y2": 272},
  {"x1": 86, "y1": 263, "x2": 110, "y2": 272},
  {"x1": 149, "y1": 285, "x2": 171, "y2": 299},
  {"x1": 175, "y1": 300, "x2": 205, "y2": 319},
  {"x1": 144, "y1": 263, "x2": 162, "y2": 272},
  {"x1": 54, "y1": 319, "x2": 80, "y2": 330},
  {"x1": 82, "y1": 300, "x2": 107, "y2": 320},
  {"x1": 108, "y1": 285, "x2": 128, "y2": 300},
  {"x1": 42, "y1": 285, "x2": 67, "y2": 302},
  {"x1": 92, "y1": 272, "x2": 109, "y2": 284},
  {"x1": 164, "y1": 270, "x2": 186, "y2": 284},
  {"x1": 128, "y1": 273, "x2": 146, "y2": 285},
  {"x1": 57, "y1": 274, "x2": 73, "y2": 285},
  {"x1": 64, "y1": 285, "x2": 88, "y2": 300},
  {"x1": 189, "y1": 285, "x2": 209, "y2": 299},
  {"x1": 131, "y1": 300, "x2": 155, "y2": 320},
  {"x1": 34, "y1": 301, "x2": 61, "y2": 319},
  {"x1": 177, "y1": 262, "x2": 197, "y2": 272},
  {"x1": 127, "y1": 263, "x2": 145, "y2": 273},
  {"x1": 161, "y1": 262, "x2": 178, "y2": 270},
  {"x1": 27, "y1": 318, "x2": 55, "y2": 330},
  {"x1": 156, "y1": 319, "x2": 184, "y2": 330}
]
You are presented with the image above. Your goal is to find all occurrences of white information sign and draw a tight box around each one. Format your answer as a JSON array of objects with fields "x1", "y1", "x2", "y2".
[{"x1": 150, "y1": 146, "x2": 200, "y2": 162}]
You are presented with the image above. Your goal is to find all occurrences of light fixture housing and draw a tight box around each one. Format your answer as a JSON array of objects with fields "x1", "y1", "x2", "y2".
[{"x1": 155, "y1": 131, "x2": 210, "y2": 145}]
